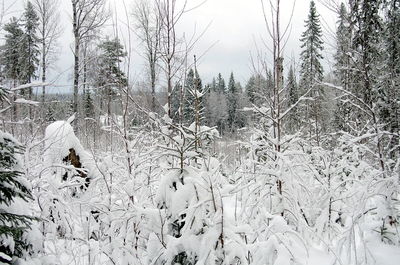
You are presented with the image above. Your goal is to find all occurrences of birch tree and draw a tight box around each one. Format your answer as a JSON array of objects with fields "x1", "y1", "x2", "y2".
[
  {"x1": 133, "y1": 0, "x2": 162, "y2": 112},
  {"x1": 33, "y1": 0, "x2": 62, "y2": 104}
]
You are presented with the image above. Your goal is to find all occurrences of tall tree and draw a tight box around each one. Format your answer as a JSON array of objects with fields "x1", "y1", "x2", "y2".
[
  {"x1": 1, "y1": 18, "x2": 23, "y2": 84},
  {"x1": 133, "y1": 0, "x2": 162, "y2": 112},
  {"x1": 351, "y1": 0, "x2": 382, "y2": 107},
  {"x1": 183, "y1": 68, "x2": 203, "y2": 125},
  {"x1": 33, "y1": 0, "x2": 62, "y2": 104},
  {"x1": 216, "y1": 73, "x2": 225, "y2": 94},
  {"x1": 285, "y1": 65, "x2": 299, "y2": 133},
  {"x1": 20, "y1": 1, "x2": 39, "y2": 86},
  {"x1": 94, "y1": 38, "x2": 127, "y2": 124},
  {"x1": 380, "y1": 0, "x2": 400, "y2": 160},
  {"x1": 71, "y1": 0, "x2": 108, "y2": 119},
  {"x1": 227, "y1": 72, "x2": 238, "y2": 131},
  {"x1": 333, "y1": 3, "x2": 353, "y2": 132},
  {"x1": 299, "y1": 0, "x2": 325, "y2": 145},
  {"x1": 1, "y1": 18, "x2": 23, "y2": 126}
]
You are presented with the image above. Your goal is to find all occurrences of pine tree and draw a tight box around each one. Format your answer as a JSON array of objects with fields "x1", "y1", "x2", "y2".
[
  {"x1": 94, "y1": 38, "x2": 127, "y2": 121},
  {"x1": 0, "y1": 132, "x2": 35, "y2": 263},
  {"x1": 299, "y1": 0, "x2": 325, "y2": 145}
]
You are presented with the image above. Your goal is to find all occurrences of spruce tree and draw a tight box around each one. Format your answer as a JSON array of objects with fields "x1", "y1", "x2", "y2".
[
  {"x1": 380, "y1": 0, "x2": 400, "y2": 160},
  {"x1": 0, "y1": 132, "x2": 35, "y2": 263},
  {"x1": 299, "y1": 0, "x2": 325, "y2": 145},
  {"x1": 351, "y1": 0, "x2": 382, "y2": 106},
  {"x1": 1, "y1": 18, "x2": 24, "y2": 84},
  {"x1": 183, "y1": 69, "x2": 195, "y2": 125},
  {"x1": 216, "y1": 73, "x2": 226, "y2": 94},
  {"x1": 246, "y1": 74, "x2": 268, "y2": 105},
  {"x1": 285, "y1": 65, "x2": 299, "y2": 133},
  {"x1": 334, "y1": 3, "x2": 353, "y2": 132},
  {"x1": 20, "y1": 1, "x2": 40, "y2": 86},
  {"x1": 227, "y1": 72, "x2": 238, "y2": 131}
]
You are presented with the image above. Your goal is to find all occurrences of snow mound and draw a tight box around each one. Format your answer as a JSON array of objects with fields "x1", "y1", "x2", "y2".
[{"x1": 43, "y1": 120, "x2": 98, "y2": 180}]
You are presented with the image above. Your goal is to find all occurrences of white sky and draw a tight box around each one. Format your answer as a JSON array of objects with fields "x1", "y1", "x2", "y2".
[{"x1": 2, "y1": 0, "x2": 339, "y2": 93}]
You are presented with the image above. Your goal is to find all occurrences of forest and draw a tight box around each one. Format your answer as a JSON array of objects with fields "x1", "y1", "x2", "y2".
[{"x1": 0, "y1": 0, "x2": 399, "y2": 264}]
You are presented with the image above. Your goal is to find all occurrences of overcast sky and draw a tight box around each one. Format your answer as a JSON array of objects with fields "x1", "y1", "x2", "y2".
[{"x1": 2, "y1": 0, "x2": 339, "y2": 93}]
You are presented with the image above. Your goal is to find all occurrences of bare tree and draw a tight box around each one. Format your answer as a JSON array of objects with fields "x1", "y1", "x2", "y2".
[
  {"x1": 33, "y1": 0, "x2": 62, "y2": 104},
  {"x1": 155, "y1": 0, "x2": 188, "y2": 119},
  {"x1": 133, "y1": 0, "x2": 162, "y2": 112},
  {"x1": 71, "y1": 0, "x2": 108, "y2": 118}
]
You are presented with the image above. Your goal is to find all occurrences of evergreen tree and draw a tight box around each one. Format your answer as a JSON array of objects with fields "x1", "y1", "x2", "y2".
[
  {"x1": 265, "y1": 69, "x2": 274, "y2": 100},
  {"x1": 216, "y1": 73, "x2": 225, "y2": 94},
  {"x1": 333, "y1": 3, "x2": 353, "y2": 132},
  {"x1": 227, "y1": 72, "x2": 238, "y2": 131},
  {"x1": 20, "y1": 1, "x2": 40, "y2": 86},
  {"x1": 84, "y1": 89, "x2": 95, "y2": 119},
  {"x1": 205, "y1": 74, "x2": 228, "y2": 134},
  {"x1": 246, "y1": 74, "x2": 268, "y2": 105},
  {"x1": 0, "y1": 132, "x2": 35, "y2": 263},
  {"x1": 380, "y1": 0, "x2": 400, "y2": 160},
  {"x1": 285, "y1": 65, "x2": 299, "y2": 133},
  {"x1": 94, "y1": 38, "x2": 127, "y2": 120},
  {"x1": 170, "y1": 83, "x2": 182, "y2": 123},
  {"x1": 183, "y1": 69, "x2": 195, "y2": 124},
  {"x1": 351, "y1": 0, "x2": 382, "y2": 106},
  {"x1": 1, "y1": 18, "x2": 24, "y2": 84},
  {"x1": 299, "y1": 0, "x2": 325, "y2": 145}
]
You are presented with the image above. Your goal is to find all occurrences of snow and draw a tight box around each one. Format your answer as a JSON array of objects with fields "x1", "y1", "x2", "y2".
[
  {"x1": 10, "y1": 82, "x2": 50, "y2": 91},
  {"x1": 43, "y1": 120, "x2": 97, "y2": 179},
  {"x1": 14, "y1": 98, "x2": 40, "y2": 106}
]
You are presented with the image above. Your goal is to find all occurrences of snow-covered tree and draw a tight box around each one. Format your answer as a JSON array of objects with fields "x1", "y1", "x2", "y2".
[
  {"x1": 333, "y1": 3, "x2": 353, "y2": 133},
  {"x1": 93, "y1": 37, "x2": 127, "y2": 123},
  {"x1": 0, "y1": 132, "x2": 37, "y2": 264},
  {"x1": 285, "y1": 65, "x2": 299, "y2": 133},
  {"x1": 1, "y1": 18, "x2": 24, "y2": 85},
  {"x1": 20, "y1": 1, "x2": 39, "y2": 86},
  {"x1": 299, "y1": 0, "x2": 326, "y2": 145}
]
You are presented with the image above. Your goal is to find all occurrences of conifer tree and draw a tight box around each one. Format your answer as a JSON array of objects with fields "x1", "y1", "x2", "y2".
[
  {"x1": 285, "y1": 65, "x2": 299, "y2": 133},
  {"x1": 205, "y1": 73, "x2": 228, "y2": 134},
  {"x1": 20, "y1": 1, "x2": 39, "y2": 86},
  {"x1": 380, "y1": 0, "x2": 400, "y2": 160},
  {"x1": 246, "y1": 75, "x2": 258, "y2": 105},
  {"x1": 0, "y1": 132, "x2": 35, "y2": 263},
  {"x1": 183, "y1": 69, "x2": 195, "y2": 122},
  {"x1": 334, "y1": 3, "x2": 353, "y2": 132},
  {"x1": 216, "y1": 73, "x2": 226, "y2": 94},
  {"x1": 1, "y1": 18, "x2": 24, "y2": 84},
  {"x1": 94, "y1": 38, "x2": 127, "y2": 122},
  {"x1": 227, "y1": 72, "x2": 238, "y2": 132},
  {"x1": 299, "y1": 0, "x2": 325, "y2": 145},
  {"x1": 351, "y1": 0, "x2": 382, "y2": 107}
]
